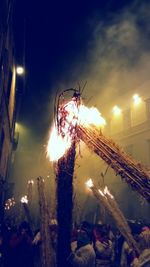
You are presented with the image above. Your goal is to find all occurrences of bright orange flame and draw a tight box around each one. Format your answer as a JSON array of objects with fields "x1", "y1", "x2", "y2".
[
  {"x1": 47, "y1": 124, "x2": 72, "y2": 162},
  {"x1": 47, "y1": 100, "x2": 106, "y2": 161}
]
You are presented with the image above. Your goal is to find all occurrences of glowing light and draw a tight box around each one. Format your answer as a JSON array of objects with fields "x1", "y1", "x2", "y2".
[
  {"x1": 5, "y1": 198, "x2": 16, "y2": 210},
  {"x1": 47, "y1": 99, "x2": 106, "y2": 162},
  {"x1": 112, "y1": 105, "x2": 122, "y2": 116},
  {"x1": 133, "y1": 94, "x2": 141, "y2": 105},
  {"x1": 78, "y1": 105, "x2": 106, "y2": 127},
  {"x1": 98, "y1": 189, "x2": 105, "y2": 197},
  {"x1": 28, "y1": 180, "x2": 34, "y2": 185},
  {"x1": 21, "y1": 195, "x2": 28, "y2": 204},
  {"x1": 104, "y1": 186, "x2": 114, "y2": 199},
  {"x1": 47, "y1": 124, "x2": 71, "y2": 162},
  {"x1": 16, "y1": 66, "x2": 24, "y2": 75},
  {"x1": 85, "y1": 179, "x2": 94, "y2": 188}
]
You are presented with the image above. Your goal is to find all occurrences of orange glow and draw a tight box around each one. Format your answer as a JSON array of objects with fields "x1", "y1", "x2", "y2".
[
  {"x1": 47, "y1": 100, "x2": 106, "y2": 162},
  {"x1": 47, "y1": 124, "x2": 71, "y2": 162}
]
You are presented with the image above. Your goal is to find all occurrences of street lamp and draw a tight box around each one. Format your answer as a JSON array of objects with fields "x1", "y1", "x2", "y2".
[
  {"x1": 16, "y1": 66, "x2": 24, "y2": 75},
  {"x1": 112, "y1": 105, "x2": 122, "y2": 116},
  {"x1": 133, "y1": 94, "x2": 141, "y2": 105}
]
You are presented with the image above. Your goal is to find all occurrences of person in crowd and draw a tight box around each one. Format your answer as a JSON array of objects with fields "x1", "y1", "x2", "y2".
[
  {"x1": 94, "y1": 224, "x2": 114, "y2": 267},
  {"x1": 114, "y1": 230, "x2": 125, "y2": 266},
  {"x1": 131, "y1": 226, "x2": 150, "y2": 267},
  {"x1": 9, "y1": 221, "x2": 34, "y2": 267},
  {"x1": 68, "y1": 221, "x2": 96, "y2": 267},
  {"x1": 0, "y1": 231, "x2": 5, "y2": 267},
  {"x1": 32, "y1": 229, "x2": 42, "y2": 267}
]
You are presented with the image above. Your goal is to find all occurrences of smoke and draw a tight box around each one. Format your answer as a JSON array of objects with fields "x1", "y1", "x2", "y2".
[
  {"x1": 11, "y1": 0, "x2": 150, "y2": 223},
  {"x1": 56, "y1": 1, "x2": 150, "y2": 111}
]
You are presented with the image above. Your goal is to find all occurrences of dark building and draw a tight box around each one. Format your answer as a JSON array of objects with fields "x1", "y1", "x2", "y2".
[{"x1": 0, "y1": 0, "x2": 24, "y2": 220}]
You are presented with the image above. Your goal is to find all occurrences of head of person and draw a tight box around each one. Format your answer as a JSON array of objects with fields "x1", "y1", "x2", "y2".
[
  {"x1": 19, "y1": 221, "x2": 32, "y2": 237},
  {"x1": 77, "y1": 221, "x2": 93, "y2": 249}
]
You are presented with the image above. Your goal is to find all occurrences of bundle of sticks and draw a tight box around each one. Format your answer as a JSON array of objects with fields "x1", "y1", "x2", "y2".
[
  {"x1": 37, "y1": 176, "x2": 54, "y2": 267},
  {"x1": 88, "y1": 181, "x2": 140, "y2": 255},
  {"x1": 78, "y1": 125, "x2": 150, "y2": 202}
]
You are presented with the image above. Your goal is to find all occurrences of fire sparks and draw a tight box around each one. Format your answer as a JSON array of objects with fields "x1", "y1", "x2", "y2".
[
  {"x1": 47, "y1": 97, "x2": 106, "y2": 162},
  {"x1": 21, "y1": 195, "x2": 28, "y2": 204},
  {"x1": 5, "y1": 197, "x2": 15, "y2": 210}
]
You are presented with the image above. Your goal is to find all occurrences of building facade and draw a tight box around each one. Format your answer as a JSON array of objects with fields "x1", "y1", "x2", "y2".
[
  {"x1": 102, "y1": 85, "x2": 150, "y2": 221},
  {"x1": 0, "y1": 0, "x2": 21, "y2": 220}
]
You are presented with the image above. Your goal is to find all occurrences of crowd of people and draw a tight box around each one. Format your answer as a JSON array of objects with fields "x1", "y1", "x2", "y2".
[{"x1": 0, "y1": 219, "x2": 150, "y2": 267}]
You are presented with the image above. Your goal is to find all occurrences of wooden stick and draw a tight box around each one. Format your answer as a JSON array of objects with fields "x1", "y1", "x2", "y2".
[
  {"x1": 56, "y1": 142, "x2": 76, "y2": 267},
  {"x1": 37, "y1": 176, "x2": 55, "y2": 267},
  {"x1": 90, "y1": 183, "x2": 140, "y2": 255},
  {"x1": 78, "y1": 125, "x2": 150, "y2": 201}
]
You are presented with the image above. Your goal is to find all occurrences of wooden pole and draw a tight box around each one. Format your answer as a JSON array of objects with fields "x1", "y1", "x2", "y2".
[
  {"x1": 78, "y1": 125, "x2": 150, "y2": 201},
  {"x1": 90, "y1": 183, "x2": 140, "y2": 255},
  {"x1": 37, "y1": 176, "x2": 55, "y2": 267},
  {"x1": 56, "y1": 142, "x2": 76, "y2": 267}
]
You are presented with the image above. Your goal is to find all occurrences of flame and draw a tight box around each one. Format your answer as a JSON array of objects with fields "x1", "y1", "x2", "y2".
[
  {"x1": 28, "y1": 180, "x2": 34, "y2": 185},
  {"x1": 47, "y1": 99, "x2": 106, "y2": 161},
  {"x1": 104, "y1": 186, "x2": 114, "y2": 199},
  {"x1": 21, "y1": 195, "x2": 28, "y2": 204},
  {"x1": 98, "y1": 189, "x2": 105, "y2": 197},
  {"x1": 85, "y1": 178, "x2": 94, "y2": 188},
  {"x1": 47, "y1": 124, "x2": 71, "y2": 162}
]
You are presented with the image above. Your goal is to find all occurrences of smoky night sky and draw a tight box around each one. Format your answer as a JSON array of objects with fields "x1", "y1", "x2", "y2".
[
  {"x1": 14, "y1": 0, "x2": 150, "y2": 136},
  {"x1": 12, "y1": 0, "x2": 150, "y2": 218}
]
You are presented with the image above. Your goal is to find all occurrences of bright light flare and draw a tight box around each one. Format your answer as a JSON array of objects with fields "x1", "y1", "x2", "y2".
[
  {"x1": 47, "y1": 124, "x2": 71, "y2": 162},
  {"x1": 112, "y1": 105, "x2": 122, "y2": 116},
  {"x1": 85, "y1": 179, "x2": 94, "y2": 188},
  {"x1": 98, "y1": 189, "x2": 105, "y2": 197},
  {"x1": 16, "y1": 66, "x2": 24, "y2": 75},
  {"x1": 21, "y1": 195, "x2": 28, "y2": 204},
  {"x1": 78, "y1": 105, "x2": 106, "y2": 127},
  {"x1": 47, "y1": 100, "x2": 106, "y2": 162},
  {"x1": 28, "y1": 180, "x2": 34, "y2": 185},
  {"x1": 133, "y1": 94, "x2": 141, "y2": 105},
  {"x1": 104, "y1": 186, "x2": 114, "y2": 199}
]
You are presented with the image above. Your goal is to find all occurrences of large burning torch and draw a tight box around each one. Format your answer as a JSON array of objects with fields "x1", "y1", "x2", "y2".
[{"x1": 47, "y1": 89, "x2": 106, "y2": 267}]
